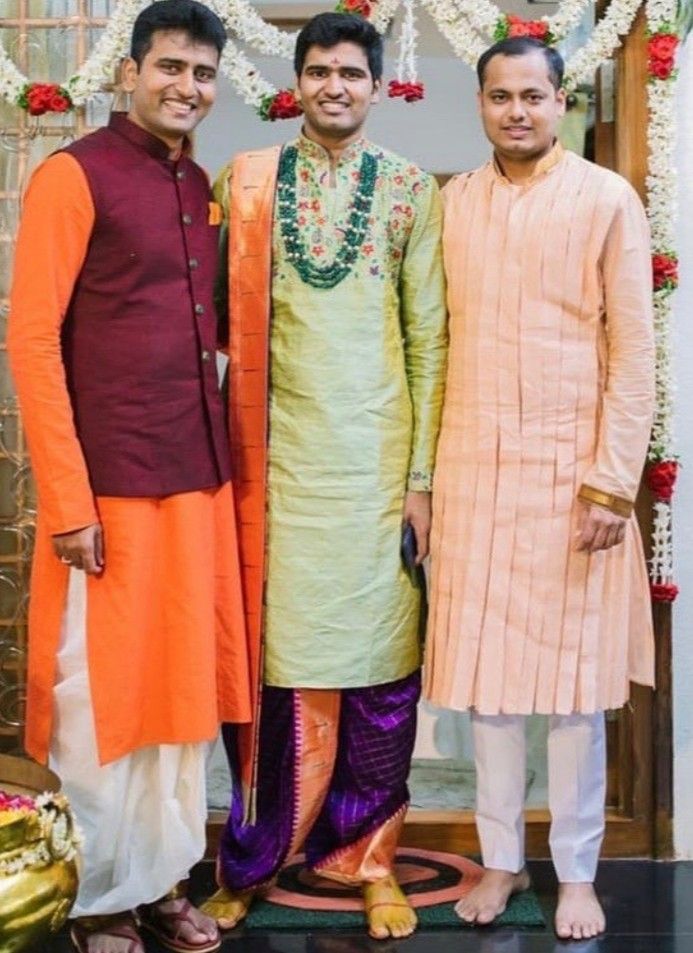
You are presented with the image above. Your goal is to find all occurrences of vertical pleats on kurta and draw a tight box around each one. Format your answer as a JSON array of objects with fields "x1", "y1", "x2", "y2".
[{"x1": 425, "y1": 146, "x2": 655, "y2": 716}]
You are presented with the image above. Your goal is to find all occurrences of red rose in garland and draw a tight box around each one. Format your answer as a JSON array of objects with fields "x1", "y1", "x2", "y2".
[
  {"x1": 507, "y1": 15, "x2": 532, "y2": 37},
  {"x1": 21, "y1": 82, "x2": 72, "y2": 116},
  {"x1": 49, "y1": 92, "x2": 71, "y2": 113},
  {"x1": 269, "y1": 90, "x2": 302, "y2": 120},
  {"x1": 496, "y1": 15, "x2": 554, "y2": 45},
  {"x1": 651, "y1": 582, "x2": 679, "y2": 602},
  {"x1": 257, "y1": 89, "x2": 303, "y2": 122},
  {"x1": 647, "y1": 460, "x2": 679, "y2": 502},
  {"x1": 388, "y1": 79, "x2": 425, "y2": 102},
  {"x1": 647, "y1": 32, "x2": 678, "y2": 80},
  {"x1": 652, "y1": 252, "x2": 678, "y2": 291},
  {"x1": 336, "y1": 0, "x2": 373, "y2": 16},
  {"x1": 648, "y1": 33, "x2": 678, "y2": 60},
  {"x1": 649, "y1": 56, "x2": 676, "y2": 80},
  {"x1": 527, "y1": 20, "x2": 550, "y2": 40}
]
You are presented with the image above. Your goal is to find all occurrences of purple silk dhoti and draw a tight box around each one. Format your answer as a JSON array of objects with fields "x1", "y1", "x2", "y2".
[{"x1": 218, "y1": 671, "x2": 421, "y2": 890}]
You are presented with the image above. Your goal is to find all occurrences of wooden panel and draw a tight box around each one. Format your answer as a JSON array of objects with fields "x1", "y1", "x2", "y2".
[{"x1": 205, "y1": 810, "x2": 654, "y2": 861}]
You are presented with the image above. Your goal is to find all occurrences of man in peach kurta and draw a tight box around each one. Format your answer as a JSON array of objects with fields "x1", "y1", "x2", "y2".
[
  {"x1": 425, "y1": 38, "x2": 654, "y2": 940},
  {"x1": 7, "y1": 4, "x2": 250, "y2": 953}
]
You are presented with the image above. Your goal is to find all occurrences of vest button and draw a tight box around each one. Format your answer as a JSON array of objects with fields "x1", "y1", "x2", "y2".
[
  {"x1": 189, "y1": 258, "x2": 199, "y2": 269},
  {"x1": 182, "y1": 213, "x2": 192, "y2": 225},
  {"x1": 195, "y1": 304, "x2": 205, "y2": 315},
  {"x1": 201, "y1": 350, "x2": 212, "y2": 362}
]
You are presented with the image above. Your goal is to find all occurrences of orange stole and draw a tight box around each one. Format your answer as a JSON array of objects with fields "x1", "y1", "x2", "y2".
[{"x1": 227, "y1": 147, "x2": 281, "y2": 820}]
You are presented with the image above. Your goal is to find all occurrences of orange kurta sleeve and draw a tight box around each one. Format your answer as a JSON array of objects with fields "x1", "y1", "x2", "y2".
[{"x1": 8, "y1": 152, "x2": 99, "y2": 536}]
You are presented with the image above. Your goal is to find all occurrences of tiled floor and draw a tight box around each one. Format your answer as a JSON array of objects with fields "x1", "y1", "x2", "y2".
[{"x1": 41, "y1": 860, "x2": 693, "y2": 953}]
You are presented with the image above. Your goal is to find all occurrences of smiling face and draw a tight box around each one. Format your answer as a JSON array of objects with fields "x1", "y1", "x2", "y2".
[
  {"x1": 122, "y1": 29, "x2": 218, "y2": 152},
  {"x1": 478, "y1": 49, "x2": 566, "y2": 171},
  {"x1": 295, "y1": 41, "x2": 380, "y2": 148}
]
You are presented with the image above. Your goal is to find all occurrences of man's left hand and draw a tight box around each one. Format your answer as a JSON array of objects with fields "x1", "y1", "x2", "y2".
[
  {"x1": 403, "y1": 491, "x2": 432, "y2": 565},
  {"x1": 575, "y1": 500, "x2": 626, "y2": 554}
]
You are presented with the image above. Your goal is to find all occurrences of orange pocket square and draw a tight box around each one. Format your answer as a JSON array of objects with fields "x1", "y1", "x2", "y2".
[{"x1": 208, "y1": 201, "x2": 222, "y2": 226}]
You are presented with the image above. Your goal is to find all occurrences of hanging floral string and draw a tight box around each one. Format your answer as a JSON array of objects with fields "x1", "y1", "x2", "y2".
[
  {"x1": 389, "y1": 0, "x2": 425, "y2": 102},
  {"x1": 645, "y1": 0, "x2": 680, "y2": 602}
]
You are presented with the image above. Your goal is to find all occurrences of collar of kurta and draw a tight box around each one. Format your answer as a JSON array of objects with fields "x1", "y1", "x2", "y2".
[
  {"x1": 296, "y1": 130, "x2": 368, "y2": 167},
  {"x1": 108, "y1": 111, "x2": 192, "y2": 163},
  {"x1": 492, "y1": 139, "x2": 565, "y2": 187}
]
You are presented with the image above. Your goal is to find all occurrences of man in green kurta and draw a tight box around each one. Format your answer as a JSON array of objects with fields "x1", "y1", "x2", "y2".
[{"x1": 202, "y1": 12, "x2": 447, "y2": 941}]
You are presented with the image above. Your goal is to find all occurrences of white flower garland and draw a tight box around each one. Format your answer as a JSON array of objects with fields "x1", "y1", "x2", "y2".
[
  {"x1": 563, "y1": 0, "x2": 642, "y2": 86},
  {"x1": 421, "y1": 0, "x2": 644, "y2": 84},
  {"x1": 67, "y1": 0, "x2": 145, "y2": 104},
  {"x1": 419, "y1": 0, "x2": 486, "y2": 68},
  {"x1": 447, "y1": 0, "x2": 592, "y2": 42},
  {"x1": 0, "y1": 794, "x2": 80, "y2": 877},
  {"x1": 645, "y1": 0, "x2": 678, "y2": 595},
  {"x1": 395, "y1": 0, "x2": 420, "y2": 83}
]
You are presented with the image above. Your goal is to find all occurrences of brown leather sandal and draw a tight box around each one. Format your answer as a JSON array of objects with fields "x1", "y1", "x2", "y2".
[
  {"x1": 138, "y1": 891, "x2": 221, "y2": 953},
  {"x1": 70, "y1": 912, "x2": 144, "y2": 953}
]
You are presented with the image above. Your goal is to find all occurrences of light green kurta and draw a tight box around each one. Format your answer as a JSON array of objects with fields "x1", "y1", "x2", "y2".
[{"x1": 219, "y1": 134, "x2": 447, "y2": 689}]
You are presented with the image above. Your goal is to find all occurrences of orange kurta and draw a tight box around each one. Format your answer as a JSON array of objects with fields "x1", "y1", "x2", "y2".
[
  {"x1": 424, "y1": 146, "x2": 655, "y2": 716},
  {"x1": 8, "y1": 153, "x2": 251, "y2": 764}
]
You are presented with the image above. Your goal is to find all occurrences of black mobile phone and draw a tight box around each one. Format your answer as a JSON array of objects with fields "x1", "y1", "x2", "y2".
[{"x1": 401, "y1": 522, "x2": 418, "y2": 571}]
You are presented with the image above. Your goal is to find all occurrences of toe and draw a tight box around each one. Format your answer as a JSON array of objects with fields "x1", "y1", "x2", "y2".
[
  {"x1": 476, "y1": 905, "x2": 498, "y2": 925},
  {"x1": 455, "y1": 898, "x2": 478, "y2": 921}
]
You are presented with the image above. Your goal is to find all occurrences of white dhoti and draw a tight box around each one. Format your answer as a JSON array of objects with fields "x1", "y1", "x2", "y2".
[
  {"x1": 49, "y1": 571, "x2": 208, "y2": 916},
  {"x1": 472, "y1": 712, "x2": 606, "y2": 883}
]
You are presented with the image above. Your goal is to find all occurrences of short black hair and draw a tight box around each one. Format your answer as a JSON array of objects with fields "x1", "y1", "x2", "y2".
[
  {"x1": 477, "y1": 37, "x2": 564, "y2": 91},
  {"x1": 294, "y1": 12, "x2": 383, "y2": 82},
  {"x1": 130, "y1": 0, "x2": 226, "y2": 66}
]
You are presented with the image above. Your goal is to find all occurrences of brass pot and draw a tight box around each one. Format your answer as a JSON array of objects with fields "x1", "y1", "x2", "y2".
[{"x1": 0, "y1": 755, "x2": 79, "y2": 953}]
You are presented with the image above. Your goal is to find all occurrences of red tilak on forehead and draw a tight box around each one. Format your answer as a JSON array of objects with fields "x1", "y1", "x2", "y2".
[{"x1": 329, "y1": 57, "x2": 341, "y2": 65}]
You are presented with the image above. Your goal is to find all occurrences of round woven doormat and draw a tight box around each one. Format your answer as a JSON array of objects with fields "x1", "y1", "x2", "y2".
[{"x1": 245, "y1": 848, "x2": 545, "y2": 930}]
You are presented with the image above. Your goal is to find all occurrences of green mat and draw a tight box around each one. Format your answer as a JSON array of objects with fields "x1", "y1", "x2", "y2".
[{"x1": 245, "y1": 890, "x2": 545, "y2": 930}]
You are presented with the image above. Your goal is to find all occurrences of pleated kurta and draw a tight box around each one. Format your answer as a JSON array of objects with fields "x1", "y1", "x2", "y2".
[{"x1": 424, "y1": 145, "x2": 655, "y2": 716}]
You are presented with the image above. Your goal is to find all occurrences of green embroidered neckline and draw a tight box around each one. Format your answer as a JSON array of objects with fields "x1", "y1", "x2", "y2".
[{"x1": 277, "y1": 145, "x2": 378, "y2": 290}]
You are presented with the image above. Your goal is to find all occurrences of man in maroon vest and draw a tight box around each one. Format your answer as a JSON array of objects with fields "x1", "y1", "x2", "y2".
[{"x1": 8, "y1": 3, "x2": 251, "y2": 952}]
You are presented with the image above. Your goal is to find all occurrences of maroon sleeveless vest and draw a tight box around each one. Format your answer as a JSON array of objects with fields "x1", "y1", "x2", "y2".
[{"x1": 60, "y1": 113, "x2": 230, "y2": 497}]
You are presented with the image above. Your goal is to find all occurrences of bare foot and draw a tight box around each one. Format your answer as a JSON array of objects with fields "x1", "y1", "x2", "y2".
[
  {"x1": 362, "y1": 873, "x2": 417, "y2": 940},
  {"x1": 455, "y1": 868, "x2": 531, "y2": 925},
  {"x1": 198, "y1": 887, "x2": 255, "y2": 931},
  {"x1": 555, "y1": 882, "x2": 605, "y2": 940}
]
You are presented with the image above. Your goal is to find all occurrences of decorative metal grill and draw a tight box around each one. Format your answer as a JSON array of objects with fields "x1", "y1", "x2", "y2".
[{"x1": 0, "y1": 0, "x2": 116, "y2": 753}]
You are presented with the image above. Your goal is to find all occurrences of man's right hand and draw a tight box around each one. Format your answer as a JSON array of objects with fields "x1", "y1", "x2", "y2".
[{"x1": 52, "y1": 523, "x2": 104, "y2": 574}]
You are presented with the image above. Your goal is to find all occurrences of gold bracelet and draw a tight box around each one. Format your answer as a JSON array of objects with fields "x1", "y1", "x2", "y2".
[{"x1": 577, "y1": 485, "x2": 633, "y2": 518}]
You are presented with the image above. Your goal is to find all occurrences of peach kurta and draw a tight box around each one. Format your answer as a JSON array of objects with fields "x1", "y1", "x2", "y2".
[
  {"x1": 8, "y1": 153, "x2": 251, "y2": 764},
  {"x1": 425, "y1": 146, "x2": 655, "y2": 716}
]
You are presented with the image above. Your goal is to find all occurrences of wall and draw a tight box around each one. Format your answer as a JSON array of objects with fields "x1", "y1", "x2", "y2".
[
  {"x1": 195, "y1": 53, "x2": 489, "y2": 179},
  {"x1": 673, "y1": 37, "x2": 693, "y2": 859}
]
